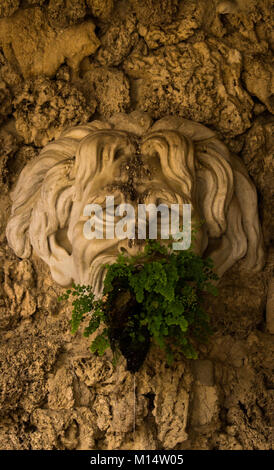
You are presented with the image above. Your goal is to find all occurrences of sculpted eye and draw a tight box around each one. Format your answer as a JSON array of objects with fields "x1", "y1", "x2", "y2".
[
  {"x1": 103, "y1": 194, "x2": 124, "y2": 225},
  {"x1": 113, "y1": 148, "x2": 125, "y2": 161},
  {"x1": 143, "y1": 190, "x2": 178, "y2": 206},
  {"x1": 105, "y1": 206, "x2": 127, "y2": 225}
]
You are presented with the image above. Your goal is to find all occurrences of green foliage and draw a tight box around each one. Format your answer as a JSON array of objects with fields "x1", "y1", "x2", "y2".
[
  {"x1": 58, "y1": 238, "x2": 218, "y2": 371},
  {"x1": 58, "y1": 284, "x2": 110, "y2": 355}
]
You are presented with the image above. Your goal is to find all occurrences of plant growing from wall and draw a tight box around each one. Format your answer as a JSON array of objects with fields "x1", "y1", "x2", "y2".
[{"x1": 58, "y1": 239, "x2": 218, "y2": 372}]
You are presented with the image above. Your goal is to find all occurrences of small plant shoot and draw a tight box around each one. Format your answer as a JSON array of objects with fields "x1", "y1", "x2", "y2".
[{"x1": 58, "y1": 237, "x2": 218, "y2": 373}]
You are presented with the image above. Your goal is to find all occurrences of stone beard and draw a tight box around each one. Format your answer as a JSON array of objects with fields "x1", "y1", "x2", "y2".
[{"x1": 6, "y1": 112, "x2": 264, "y2": 294}]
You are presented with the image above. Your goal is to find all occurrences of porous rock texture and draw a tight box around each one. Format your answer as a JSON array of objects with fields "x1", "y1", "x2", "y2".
[{"x1": 0, "y1": 0, "x2": 273, "y2": 450}]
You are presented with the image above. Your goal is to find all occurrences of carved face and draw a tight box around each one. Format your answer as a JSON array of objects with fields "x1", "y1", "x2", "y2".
[{"x1": 6, "y1": 112, "x2": 264, "y2": 294}]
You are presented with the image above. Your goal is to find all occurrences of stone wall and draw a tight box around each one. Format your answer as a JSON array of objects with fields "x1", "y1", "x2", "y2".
[{"x1": 0, "y1": 0, "x2": 273, "y2": 450}]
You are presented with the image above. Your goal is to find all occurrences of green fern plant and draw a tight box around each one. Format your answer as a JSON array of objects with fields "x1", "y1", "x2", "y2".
[{"x1": 58, "y1": 238, "x2": 218, "y2": 372}]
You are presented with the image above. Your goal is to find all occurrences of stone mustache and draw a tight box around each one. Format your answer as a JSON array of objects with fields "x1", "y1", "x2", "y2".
[{"x1": 6, "y1": 112, "x2": 264, "y2": 294}]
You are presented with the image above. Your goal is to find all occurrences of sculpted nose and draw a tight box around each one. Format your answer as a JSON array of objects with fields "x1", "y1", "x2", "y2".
[{"x1": 118, "y1": 239, "x2": 144, "y2": 257}]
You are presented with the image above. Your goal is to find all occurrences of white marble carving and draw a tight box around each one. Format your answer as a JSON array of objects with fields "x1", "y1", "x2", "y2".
[{"x1": 6, "y1": 111, "x2": 264, "y2": 293}]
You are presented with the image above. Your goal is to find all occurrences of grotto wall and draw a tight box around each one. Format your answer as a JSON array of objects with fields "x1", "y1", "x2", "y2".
[{"x1": 0, "y1": 0, "x2": 273, "y2": 450}]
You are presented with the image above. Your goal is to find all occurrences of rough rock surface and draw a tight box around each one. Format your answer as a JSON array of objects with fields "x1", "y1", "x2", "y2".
[
  {"x1": 86, "y1": 0, "x2": 114, "y2": 20},
  {"x1": 0, "y1": 0, "x2": 273, "y2": 450},
  {"x1": 81, "y1": 66, "x2": 130, "y2": 118},
  {"x1": 0, "y1": 7, "x2": 100, "y2": 78},
  {"x1": 124, "y1": 39, "x2": 254, "y2": 136},
  {"x1": 0, "y1": 81, "x2": 12, "y2": 125},
  {"x1": 13, "y1": 77, "x2": 96, "y2": 146},
  {"x1": 241, "y1": 115, "x2": 274, "y2": 245}
]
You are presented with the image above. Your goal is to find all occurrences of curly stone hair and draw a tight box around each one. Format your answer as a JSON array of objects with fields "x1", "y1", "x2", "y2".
[{"x1": 6, "y1": 112, "x2": 264, "y2": 292}]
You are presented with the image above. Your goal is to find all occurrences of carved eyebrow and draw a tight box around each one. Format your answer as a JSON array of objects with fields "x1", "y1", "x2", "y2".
[
  {"x1": 142, "y1": 188, "x2": 181, "y2": 203},
  {"x1": 88, "y1": 191, "x2": 124, "y2": 205}
]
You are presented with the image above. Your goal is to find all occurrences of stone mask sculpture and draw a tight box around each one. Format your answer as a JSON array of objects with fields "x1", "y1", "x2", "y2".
[{"x1": 6, "y1": 111, "x2": 264, "y2": 294}]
